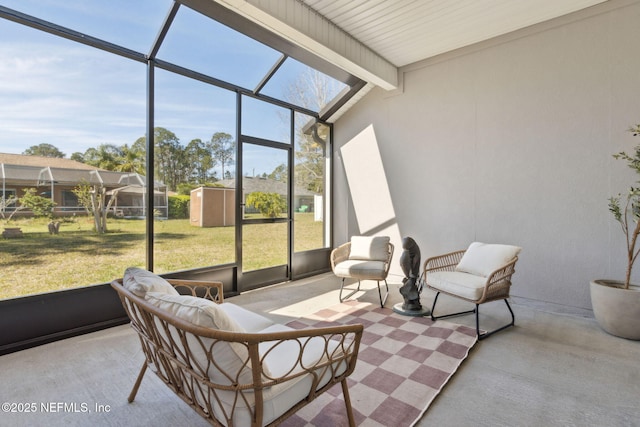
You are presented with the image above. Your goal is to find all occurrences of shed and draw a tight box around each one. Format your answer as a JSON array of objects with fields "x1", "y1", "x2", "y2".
[{"x1": 190, "y1": 187, "x2": 235, "y2": 227}]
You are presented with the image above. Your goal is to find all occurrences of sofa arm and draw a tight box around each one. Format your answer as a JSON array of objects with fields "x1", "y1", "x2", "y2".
[
  {"x1": 247, "y1": 323, "x2": 364, "y2": 389},
  {"x1": 167, "y1": 279, "x2": 224, "y2": 303}
]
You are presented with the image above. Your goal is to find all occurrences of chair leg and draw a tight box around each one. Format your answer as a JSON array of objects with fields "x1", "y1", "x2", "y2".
[
  {"x1": 477, "y1": 299, "x2": 515, "y2": 341},
  {"x1": 430, "y1": 292, "x2": 476, "y2": 321},
  {"x1": 341, "y1": 378, "x2": 356, "y2": 427},
  {"x1": 128, "y1": 362, "x2": 148, "y2": 403},
  {"x1": 377, "y1": 279, "x2": 389, "y2": 308},
  {"x1": 339, "y1": 278, "x2": 361, "y2": 302},
  {"x1": 430, "y1": 293, "x2": 515, "y2": 340}
]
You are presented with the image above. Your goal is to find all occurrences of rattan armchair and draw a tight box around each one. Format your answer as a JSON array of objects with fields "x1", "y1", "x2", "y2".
[
  {"x1": 423, "y1": 242, "x2": 521, "y2": 340},
  {"x1": 330, "y1": 236, "x2": 394, "y2": 308},
  {"x1": 112, "y1": 275, "x2": 363, "y2": 427}
]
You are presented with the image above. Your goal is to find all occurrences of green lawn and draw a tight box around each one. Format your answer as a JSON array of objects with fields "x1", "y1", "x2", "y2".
[{"x1": 0, "y1": 214, "x2": 323, "y2": 299}]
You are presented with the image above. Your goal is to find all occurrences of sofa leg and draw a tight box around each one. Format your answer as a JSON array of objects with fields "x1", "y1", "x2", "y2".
[
  {"x1": 339, "y1": 278, "x2": 361, "y2": 302},
  {"x1": 128, "y1": 362, "x2": 148, "y2": 403}
]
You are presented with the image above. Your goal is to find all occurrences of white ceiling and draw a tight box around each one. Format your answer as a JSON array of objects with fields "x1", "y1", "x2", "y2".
[
  {"x1": 300, "y1": 0, "x2": 607, "y2": 67},
  {"x1": 221, "y1": 0, "x2": 608, "y2": 90}
]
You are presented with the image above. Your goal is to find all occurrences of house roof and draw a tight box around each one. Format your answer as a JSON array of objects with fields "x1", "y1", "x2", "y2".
[
  {"x1": 0, "y1": 153, "x2": 100, "y2": 170},
  {"x1": 218, "y1": 177, "x2": 318, "y2": 197},
  {"x1": 0, "y1": 153, "x2": 164, "y2": 189}
]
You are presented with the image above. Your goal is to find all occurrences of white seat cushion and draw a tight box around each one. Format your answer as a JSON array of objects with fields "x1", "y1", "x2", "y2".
[
  {"x1": 455, "y1": 242, "x2": 521, "y2": 277},
  {"x1": 123, "y1": 267, "x2": 179, "y2": 297},
  {"x1": 428, "y1": 271, "x2": 488, "y2": 301},
  {"x1": 349, "y1": 236, "x2": 390, "y2": 262},
  {"x1": 333, "y1": 259, "x2": 387, "y2": 280}
]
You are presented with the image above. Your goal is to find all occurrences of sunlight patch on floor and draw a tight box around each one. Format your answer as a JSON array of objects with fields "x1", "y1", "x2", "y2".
[{"x1": 268, "y1": 281, "x2": 379, "y2": 317}]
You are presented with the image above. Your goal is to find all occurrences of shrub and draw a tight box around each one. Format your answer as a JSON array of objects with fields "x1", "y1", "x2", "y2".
[
  {"x1": 19, "y1": 188, "x2": 57, "y2": 219},
  {"x1": 168, "y1": 195, "x2": 190, "y2": 219},
  {"x1": 245, "y1": 192, "x2": 286, "y2": 218}
]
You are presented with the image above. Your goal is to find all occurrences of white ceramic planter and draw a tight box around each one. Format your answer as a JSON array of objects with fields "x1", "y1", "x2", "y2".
[{"x1": 590, "y1": 279, "x2": 640, "y2": 340}]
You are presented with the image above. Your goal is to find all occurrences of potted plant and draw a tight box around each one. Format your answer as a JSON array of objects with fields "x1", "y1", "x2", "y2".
[{"x1": 590, "y1": 123, "x2": 640, "y2": 340}]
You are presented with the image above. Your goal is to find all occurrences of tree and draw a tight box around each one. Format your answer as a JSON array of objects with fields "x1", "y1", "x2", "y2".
[
  {"x1": 70, "y1": 152, "x2": 85, "y2": 163},
  {"x1": 0, "y1": 194, "x2": 20, "y2": 220},
  {"x1": 23, "y1": 143, "x2": 65, "y2": 158},
  {"x1": 116, "y1": 143, "x2": 145, "y2": 174},
  {"x1": 245, "y1": 191, "x2": 287, "y2": 218},
  {"x1": 132, "y1": 127, "x2": 186, "y2": 191},
  {"x1": 294, "y1": 125, "x2": 325, "y2": 193},
  {"x1": 284, "y1": 69, "x2": 336, "y2": 194},
  {"x1": 285, "y1": 69, "x2": 343, "y2": 112},
  {"x1": 72, "y1": 180, "x2": 115, "y2": 233},
  {"x1": 154, "y1": 127, "x2": 185, "y2": 191},
  {"x1": 81, "y1": 144, "x2": 123, "y2": 170},
  {"x1": 19, "y1": 188, "x2": 56, "y2": 219},
  {"x1": 185, "y1": 138, "x2": 216, "y2": 184},
  {"x1": 268, "y1": 163, "x2": 288, "y2": 183},
  {"x1": 209, "y1": 132, "x2": 235, "y2": 180}
]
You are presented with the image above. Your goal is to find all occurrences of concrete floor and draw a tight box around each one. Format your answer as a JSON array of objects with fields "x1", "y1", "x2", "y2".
[{"x1": 1, "y1": 273, "x2": 639, "y2": 426}]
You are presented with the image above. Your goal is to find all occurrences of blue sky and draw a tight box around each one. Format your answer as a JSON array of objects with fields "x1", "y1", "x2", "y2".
[{"x1": 0, "y1": 1, "x2": 338, "y2": 177}]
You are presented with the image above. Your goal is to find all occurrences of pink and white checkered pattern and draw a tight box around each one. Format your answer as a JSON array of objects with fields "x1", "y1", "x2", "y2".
[{"x1": 281, "y1": 301, "x2": 478, "y2": 427}]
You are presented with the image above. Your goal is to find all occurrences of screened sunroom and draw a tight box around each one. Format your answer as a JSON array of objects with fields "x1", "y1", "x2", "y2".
[
  {"x1": 2, "y1": 1, "x2": 640, "y2": 426},
  {"x1": 1, "y1": 0, "x2": 367, "y2": 352}
]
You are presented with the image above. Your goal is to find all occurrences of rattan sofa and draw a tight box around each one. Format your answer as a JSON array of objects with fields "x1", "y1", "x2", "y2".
[{"x1": 111, "y1": 268, "x2": 363, "y2": 426}]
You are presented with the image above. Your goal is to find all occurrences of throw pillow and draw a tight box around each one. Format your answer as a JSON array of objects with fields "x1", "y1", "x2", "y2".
[
  {"x1": 349, "y1": 235, "x2": 390, "y2": 262},
  {"x1": 455, "y1": 242, "x2": 521, "y2": 277},
  {"x1": 144, "y1": 292, "x2": 244, "y2": 332},
  {"x1": 123, "y1": 266, "x2": 178, "y2": 297}
]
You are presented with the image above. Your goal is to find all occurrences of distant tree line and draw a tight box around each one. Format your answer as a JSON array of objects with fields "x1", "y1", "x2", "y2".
[
  {"x1": 21, "y1": 69, "x2": 334, "y2": 195},
  {"x1": 22, "y1": 128, "x2": 235, "y2": 193},
  {"x1": 23, "y1": 124, "x2": 325, "y2": 195}
]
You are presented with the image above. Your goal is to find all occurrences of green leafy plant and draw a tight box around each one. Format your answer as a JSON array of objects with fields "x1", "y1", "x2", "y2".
[
  {"x1": 608, "y1": 123, "x2": 640, "y2": 289},
  {"x1": 245, "y1": 192, "x2": 286, "y2": 218},
  {"x1": 19, "y1": 188, "x2": 57, "y2": 219},
  {"x1": 168, "y1": 195, "x2": 190, "y2": 219}
]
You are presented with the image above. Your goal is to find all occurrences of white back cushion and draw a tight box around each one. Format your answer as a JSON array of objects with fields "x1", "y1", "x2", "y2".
[
  {"x1": 144, "y1": 292, "x2": 267, "y2": 386},
  {"x1": 349, "y1": 236, "x2": 390, "y2": 262},
  {"x1": 145, "y1": 292, "x2": 244, "y2": 332},
  {"x1": 123, "y1": 267, "x2": 178, "y2": 297},
  {"x1": 455, "y1": 242, "x2": 521, "y2": 277}
]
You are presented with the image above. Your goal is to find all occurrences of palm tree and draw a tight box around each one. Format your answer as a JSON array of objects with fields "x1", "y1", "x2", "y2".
[{"x1": 117, "y1": 144, "x2": 145, "y2": 174}]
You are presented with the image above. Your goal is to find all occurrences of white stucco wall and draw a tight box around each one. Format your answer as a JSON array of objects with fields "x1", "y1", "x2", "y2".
[{"x1": 332, "y1": 0, "x2": 640, "y2": 311}]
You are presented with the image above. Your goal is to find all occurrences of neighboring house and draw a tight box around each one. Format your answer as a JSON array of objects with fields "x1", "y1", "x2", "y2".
[
  {"x1": 0, "y1": 153, "x2": 168, "y2": 218},
  {"x1": 217, "y1": 176, "x2": 319, "y2": 214}
]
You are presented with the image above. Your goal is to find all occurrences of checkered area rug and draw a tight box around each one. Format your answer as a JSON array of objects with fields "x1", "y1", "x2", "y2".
[{"x1": 280, "y1": 301, "x2": 478, "y2": 427}]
